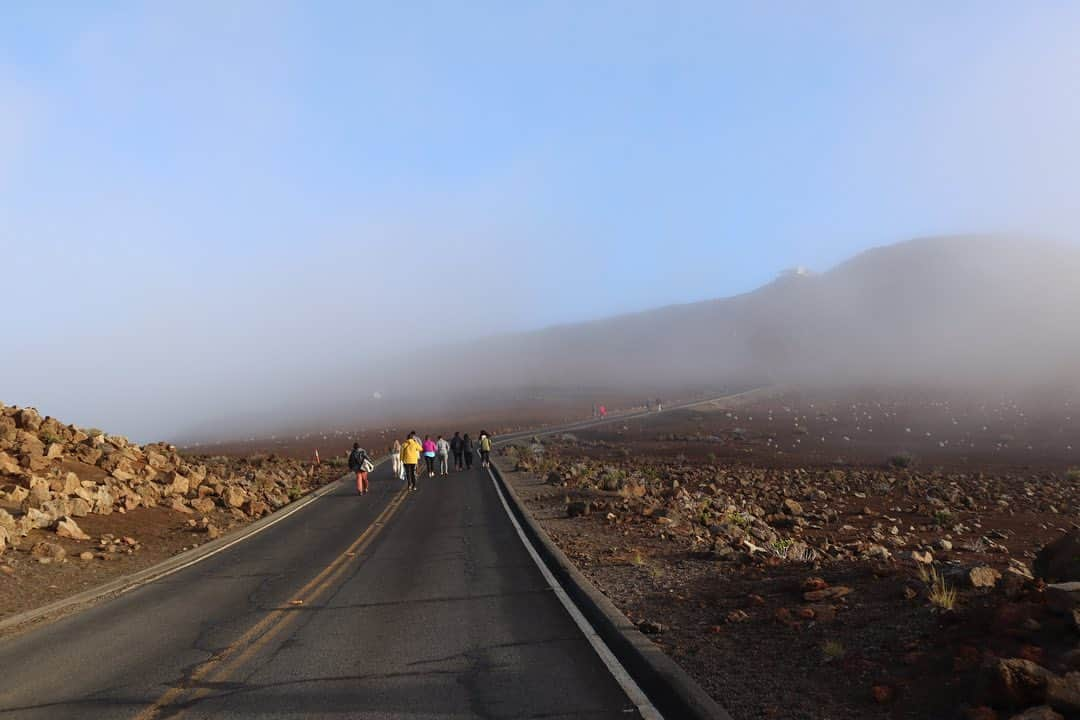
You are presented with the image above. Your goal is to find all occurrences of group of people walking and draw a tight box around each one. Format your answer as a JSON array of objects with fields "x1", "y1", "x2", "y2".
[{"x1": 348, "y1": 431, "x2": 494, "y2": 494}]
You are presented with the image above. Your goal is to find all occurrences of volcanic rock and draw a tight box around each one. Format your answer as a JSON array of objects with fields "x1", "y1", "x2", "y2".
[
  {"x1": 1035, "y1": 531, "x2": 1080, "y2": 582},
  {"x1": 31, "y1": 541, "x2": 66, "y2": 563},
  {"x1": 56, "y1": 517, "x2": 90, "y2": 541}
]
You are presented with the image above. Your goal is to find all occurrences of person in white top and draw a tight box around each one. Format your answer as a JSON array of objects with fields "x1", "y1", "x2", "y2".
[
  {"x1": 391, "y1": 439, "x2": 404, "y2": 481},
  {"x1": 436, "y1": 435, "x2": 451, "y2": 476}
]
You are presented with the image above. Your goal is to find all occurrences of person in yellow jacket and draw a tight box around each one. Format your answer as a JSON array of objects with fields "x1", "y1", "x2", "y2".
[
  {"x1": 478, "y1": 431, "x2": 493, "y2": 469},
  {"x1": 400, "y1": 431, "x2": 422, "y2": 491}
]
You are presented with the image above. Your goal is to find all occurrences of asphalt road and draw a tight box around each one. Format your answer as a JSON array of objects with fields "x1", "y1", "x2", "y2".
[{"x1": 0, "y1": 460, "x2": 645, "y2": 719}]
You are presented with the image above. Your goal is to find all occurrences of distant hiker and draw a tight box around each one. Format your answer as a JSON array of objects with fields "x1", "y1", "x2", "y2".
[
  {"x1": 422, "y1": 435, "x2": 438, "y2": 477},
  {"x1": 656, "y1": 398, "x2": 663, "y2": 412},
  {"x1": 391, "y1": 439, "x2": 404, "y2": 482},
  {"x1": 401, "y1": 432, "x2": 422, "y2": 491},
  {"x1": 478, "y1": 431, "x2": 493, "y2": 469},
  {"x1": 592, "y1": 403, "x2": 598, "y2": 418},
  {"x1": 347, "y1": 443, "x2": 373, "y2": 495},
  {"x1": 462, "y1": 433, "x2": 475, "y2": 470},
  {"x1": 450, "y1": 432, "x2": 464, "y2": 471},
  {"x1": 599, "y1": 405, "x2": 607, "y2": 419},
  {"x1": 436, "y1": 435, "x2": 450, "y2": 476}
]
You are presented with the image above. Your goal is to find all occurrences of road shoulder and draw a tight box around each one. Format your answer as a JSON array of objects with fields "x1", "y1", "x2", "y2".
[{"x1": 492, "y1": 459, "x2": 732, "y2": 720}]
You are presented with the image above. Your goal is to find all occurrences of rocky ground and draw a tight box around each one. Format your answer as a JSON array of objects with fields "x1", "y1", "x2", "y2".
[
  {"x1": 502, "y1": 387, "x2": 1080, "y2": 720},
  {"x1": 0, "y1": 403, "x2": 341, "y2": 626}
]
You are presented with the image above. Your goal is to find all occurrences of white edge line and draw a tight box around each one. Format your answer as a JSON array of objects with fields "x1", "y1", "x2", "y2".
[{"x1": 489, "y1": 468, "x2": 664, "y2": 720}]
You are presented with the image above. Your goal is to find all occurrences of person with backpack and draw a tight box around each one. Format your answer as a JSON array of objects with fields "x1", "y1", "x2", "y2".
[
  {"x1": 401, "y1": 432, "x2": 422, "y2": 491},
  {"x1": 462, "y1": 433, "x2": 474, "y2": 470},
  {"x1": 347, "y1": 443, "x2": 373, "y2": 495},
  {"x1": 436, "y1": 435, "x2": 451, "y2": 476},
  {"x1": 422, "y1": 435, "x2": 438, "y2": 477},
  {"x1": 478, "y1": 431, "x2": 493, "y2": 469},
  {"x1": 450, "y1": 432, "x2": 464, "y2": 471}
]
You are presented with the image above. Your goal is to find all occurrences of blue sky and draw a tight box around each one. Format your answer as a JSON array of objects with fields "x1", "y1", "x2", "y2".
[{"x1": 3, "y1": 1, "x2": 1079, "y2": 437}]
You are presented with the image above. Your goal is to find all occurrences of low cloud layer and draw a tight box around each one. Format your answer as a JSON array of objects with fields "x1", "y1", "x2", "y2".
[{"x1": 3, "y1": 5, "x2": 1080, "y2": 441}]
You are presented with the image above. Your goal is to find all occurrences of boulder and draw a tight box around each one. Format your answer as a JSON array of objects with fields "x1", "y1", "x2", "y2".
[
  {"x1": 0, "y1": 509, "x2": 14, "y2": 534},
  {"x1": 165, "y1": 473, "x2": 189, "y2": 498},
  {"x1": 73, "y1": 445, "x2": 103, "y2": 466},
  {"x1": 0, "y1": 450, "x2": 21, "y2": 476},
  {"x1": 1046, "y1": 583, "x2": 1080, "y2": 615},
  {"x1": 30, "y1": 541, "x2": 65, "y2": 563},
  {"x1": 190, "y1": 497, "x2": 216, "y2": 515},
  {"x1": 169, "y1": 497, "x2": 193, "y2": 515},
  {"x1": 40, "y1": 498, "x2": 73, "y2": 522},
  {"x1": 0, "y1": 416, "x2": 15, "y2": 442},
  {"x1": 118, "y1": 487, "x2": 141, "y2": 511},
  {"x1": 991, "y1": 658, "x2": 1055, "y2": 708},
  {"x1": 1045, "y1": 672, "x2": 1080, "y2": 715},
  {"x1": 13, "y1": 515, "x2": 34, "y2": 536},
  {"x1": 20, "y1": 452, "x2": 50, "y2": 473},
  {"x1": 14, "y1": 408, "x2": 42, "y2": 431},
  {"x1": 1035, "y1": 531, "x2": 1080, "y2": 582},
  {"x1": 865, "y1": 544, "x2": 893, "y2": 561},
  {"x1": 55, "y1": 517, "x2": 90, "y2": 541},
  {"x1": 243, "y1": 499, "x2": 269, "y2": 518},
  {"x1": 4, "y1": 484, "x2": 29, "y2": 504},
  {"x1": 970, "y1": 566, "x2": 1003, "y2": 589},
  {"x1": 69, "y1": 497, "x2": 91, "y2": 517},
  {"x1": 145, "y1": 450, "x2": 169, "y2": 470},
  {"x1": 49, "y1": 472, "x2": 81, "y2": 497},
  {"x1": 566, "y1": 500, "x2": 590, "y2": 518},
  {"x1": 223, "y1": 486, "x2": 247, "y2": 509},
  {"x1": 24, "y1": 507, "x2": 54, "y2": 529},
  {"x1": 91, "y1": 486, "x2": 115, "y2": 515},
  {"x1": 781, "y1": 498, "x2": 804, "y2": 516},
  {"x1": 26, "y1": 477, "x2": 51, "y2": 508}
]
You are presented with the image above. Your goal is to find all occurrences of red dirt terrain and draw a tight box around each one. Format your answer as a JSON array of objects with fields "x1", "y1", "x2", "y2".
[{"x1": 501, "y1": 386, "x2": 1080, "y2": 720}]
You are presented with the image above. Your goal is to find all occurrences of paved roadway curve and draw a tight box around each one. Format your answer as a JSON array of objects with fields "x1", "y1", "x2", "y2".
[{"x1": 0, "y1": 457, "x2": 646, "y2": 719}]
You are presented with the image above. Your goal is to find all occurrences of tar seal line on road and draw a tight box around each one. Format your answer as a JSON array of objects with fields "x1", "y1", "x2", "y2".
[
  {"x1": 487, "y1": 467, "x2": 664, "y2": 720},
  {"x1": 133, "y1": 486, "x2": 410, "y2": 720}
]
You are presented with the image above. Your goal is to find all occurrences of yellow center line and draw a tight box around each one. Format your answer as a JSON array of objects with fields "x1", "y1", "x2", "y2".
[{"x1": 133, "y1": 487, "x2": 410, "y2": 720}]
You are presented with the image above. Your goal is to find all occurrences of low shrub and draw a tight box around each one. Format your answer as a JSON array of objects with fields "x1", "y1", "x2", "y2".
[{"x1": 888, "y1": 452, "x2": 915, "y2": 469}]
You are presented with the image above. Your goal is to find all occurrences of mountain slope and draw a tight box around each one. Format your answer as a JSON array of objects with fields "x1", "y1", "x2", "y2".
[{"x1": 419, "y1": 235, "x2": 1080, "y2": 391}]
